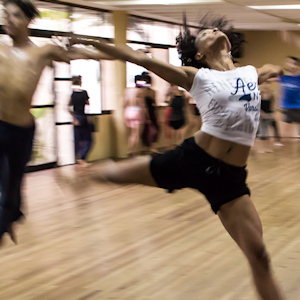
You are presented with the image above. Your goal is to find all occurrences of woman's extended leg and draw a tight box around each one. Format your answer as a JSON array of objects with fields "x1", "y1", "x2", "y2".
[
  {"x1": 93, "y1": 155, "x2": 157, "y2": 187},
  {"x1": 218, "y1": 195, "x2": 283, "y2": 300}
]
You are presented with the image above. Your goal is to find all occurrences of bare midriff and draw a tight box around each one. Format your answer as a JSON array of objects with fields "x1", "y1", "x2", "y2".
[{"x1": 194, "y1": 130, "x2": 251, "y2": 167}]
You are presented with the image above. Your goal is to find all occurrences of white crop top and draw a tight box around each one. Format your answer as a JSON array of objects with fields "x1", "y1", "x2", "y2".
[{"x1": 189, "y1": 65, "x2": 260, "y2": 146}]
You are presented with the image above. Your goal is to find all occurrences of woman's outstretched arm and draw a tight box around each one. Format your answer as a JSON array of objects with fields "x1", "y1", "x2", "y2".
[{"x1": 70, "y1": 37, "x2": 197, "y2": 91}]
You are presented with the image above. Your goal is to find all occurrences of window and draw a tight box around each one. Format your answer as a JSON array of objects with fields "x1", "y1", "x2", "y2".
[
  {"x1": 32, "y1": 2, "x2": 71, "y2": 32},
  {"x1": 127, "y1": 16, "x2": 180, "y2": 46},
  {"x1": 28, "y1": 107, "x2": 56, "y2": 166},
  {"x1": 126, "y1": 43, "x2": 149, "y2": 88},
  {"x1": 71, "y1": 8, "x2": 114, "y2": 39},
  {"x1": 169, "y1": 47, "x2": 182, "y2": 67},
  {"x1": 70, "y1": 59, "x2": 102, "y2": 114}
]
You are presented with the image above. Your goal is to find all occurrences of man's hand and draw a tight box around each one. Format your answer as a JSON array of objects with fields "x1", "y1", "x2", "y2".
[
  {"x1": 49, "y1": 44, "x2": 70, "y2": 63},
  {"x1": 73, "y1": 118, "x2": 80, "y2": 126},
  {"x1": 69, "y1": 35, "x2": 95, "y2": 47}
]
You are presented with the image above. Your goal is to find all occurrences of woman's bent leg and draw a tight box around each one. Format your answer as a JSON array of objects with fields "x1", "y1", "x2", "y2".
[{"x1": 217, "y1": 195, "x2": 283, "y2": 300}]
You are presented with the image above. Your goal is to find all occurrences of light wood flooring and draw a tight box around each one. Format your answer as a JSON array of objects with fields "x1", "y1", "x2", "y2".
[{"x1": 1, "y1": 141, "x2": 300, "y2": 300}]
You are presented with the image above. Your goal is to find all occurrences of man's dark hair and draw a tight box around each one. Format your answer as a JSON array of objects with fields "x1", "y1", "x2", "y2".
[
  {"x1": 3, "y1": 0, "x2": 40, "y2": 20},
  {"x1": 176, "y1": 13, "x2": 245, "y2": 69},
  {"x1": 134, "y1": 72, "x2": 152, "y2": 86},
  {"x1": 72, "y1": 76, "x2": 82, "y2": 86}
]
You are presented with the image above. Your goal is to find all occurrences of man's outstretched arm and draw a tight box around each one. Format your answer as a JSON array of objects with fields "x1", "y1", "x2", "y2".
[{"x1": 67, "y1": 46, "x2": 116, "y2": 61}]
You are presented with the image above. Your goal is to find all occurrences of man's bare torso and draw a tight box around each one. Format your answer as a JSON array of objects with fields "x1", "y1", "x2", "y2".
[{"x1": 0, "y1": 43, "x2": 51, "y2": 127}]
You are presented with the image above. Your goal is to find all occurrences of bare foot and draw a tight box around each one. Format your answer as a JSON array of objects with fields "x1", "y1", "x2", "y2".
[
  {"x1": 76, "y1": 159, "x2": 87, "y2": 166},
  {"x1": 257, "y1": 150, "x2": 266, "y2": 154},
  {"x1": 274, "y1": 142, "x2": 284, "y2": 147},
  {"x1": 78, "y1": 161, "x2": 91, "y2": 168},
  {"x1": 7, "y1": 224, "x2": 17, "y2": 244},
  {"x1": 0, "y1": 224, "x2": 17, "y2": 246}
]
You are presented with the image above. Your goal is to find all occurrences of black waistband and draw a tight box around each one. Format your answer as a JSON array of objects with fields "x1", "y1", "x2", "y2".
[
  {"x1": 0, "y1": 119, "x2": 35, "y2": 131},
  {"x1": 188, "y1": 137, "x2": 247, "y2": 171}
]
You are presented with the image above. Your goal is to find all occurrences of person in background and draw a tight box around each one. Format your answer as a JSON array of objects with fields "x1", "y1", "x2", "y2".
[
  {"x1": 256, "y1": 82, "x2": 282, "y2": 153},
  {"x1": 269, "y1": 56, "x2": 300, "y2": 125},
  {"x1": 140, "y1": 72, "x2": 159, "y2": 152},
  {"x1": 166, "y1": 84, "x2": 188, "y2": 145},
  {"x1": 124, "y1": 77, "x2": 146, "y2": 156},
  {"x1": 69, "y1": 75, "x2": 94, "y2": 167}
]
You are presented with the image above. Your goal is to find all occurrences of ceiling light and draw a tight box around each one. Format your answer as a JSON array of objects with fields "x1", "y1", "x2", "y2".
[
  {"x1": 248, "y1": 5, "x2": 300, "y2": 10},
  {"x1": 93, "y1": 0, "x2": 223, "y2": 5}
]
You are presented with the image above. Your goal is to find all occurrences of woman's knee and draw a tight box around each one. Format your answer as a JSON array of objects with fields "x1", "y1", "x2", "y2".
[
  {"x1": 98, "y1": 163, "x2": 124, "y2": 184},
  {"x1": 89, "y1": 160, "x2": 121, "y2": 184},
  {"x1": 247, "y1": 245, "x2": 271, "y2": 271},
  {"x1": 103, "y1": 169, "x2": 123, "y2": 184}
]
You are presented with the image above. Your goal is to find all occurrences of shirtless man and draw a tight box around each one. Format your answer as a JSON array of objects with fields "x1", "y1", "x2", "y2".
[{"x1": 0, "y1": 0, "x2": 112, "y2": 243}]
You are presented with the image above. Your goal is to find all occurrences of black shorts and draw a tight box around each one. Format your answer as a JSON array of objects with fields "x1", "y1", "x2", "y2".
[{"x1": 150, "y1": 137, "x2": 250, "y2": 214}]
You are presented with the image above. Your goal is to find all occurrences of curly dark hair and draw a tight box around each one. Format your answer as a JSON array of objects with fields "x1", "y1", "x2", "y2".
[
  {"x1": 3, "y1": 0, "x2": 40, "y2": 20},
  {"x1": 176, "y1": 13, "x2": 245, "y2": 69},
  {"x1": 134, "y1": 72, "x2": 152, "y2": 86}
]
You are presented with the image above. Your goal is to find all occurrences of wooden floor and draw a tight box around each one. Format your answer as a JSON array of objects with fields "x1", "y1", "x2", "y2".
[{"x1": 1, "y1": 141, "x2": 300, "y2": 300}]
